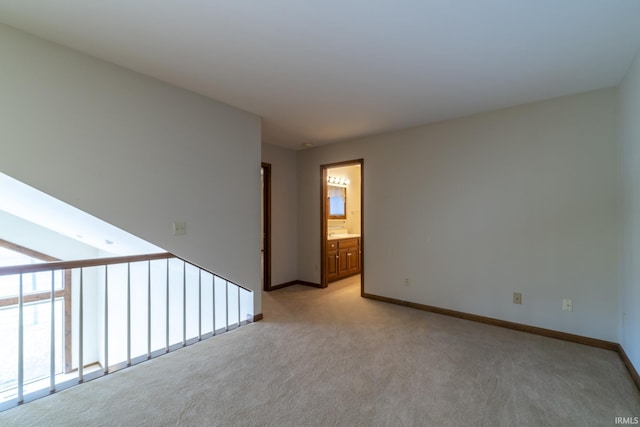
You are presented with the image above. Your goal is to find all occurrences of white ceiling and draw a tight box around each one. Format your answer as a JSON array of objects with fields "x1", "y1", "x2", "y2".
[{"x1": 1, "y1": 1, "x2": 639, "y2": 150}]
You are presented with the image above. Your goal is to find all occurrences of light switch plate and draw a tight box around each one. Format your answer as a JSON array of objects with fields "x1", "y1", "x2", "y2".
[{"x1": 172, "y1": 222, "x2": 186, "y2": 236}]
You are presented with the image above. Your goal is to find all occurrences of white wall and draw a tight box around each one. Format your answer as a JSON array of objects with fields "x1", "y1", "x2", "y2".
[
  {"x1": 619, "y1": 49, "x2": 640, "y2": 370},
  {"x1": 0, "y1": 211, "x2": 99, "y2": 261},
  {"x1": 0, "y1": 24, "x2": 262, "y2": 314},
  {"x1": 298, "y1": 88, "x2": 619, "y2": 341},
  {"x1": 261, "y1": 143, "x2": 298, "y2": 286}
]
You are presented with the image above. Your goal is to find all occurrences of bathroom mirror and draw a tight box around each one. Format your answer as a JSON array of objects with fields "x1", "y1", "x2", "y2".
[{"x1": 327, "y1": 185, "x2": 347, "y2": 219}]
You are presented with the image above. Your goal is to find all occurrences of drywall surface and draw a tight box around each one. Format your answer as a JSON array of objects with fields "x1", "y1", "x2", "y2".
[
  {"x1": 0, "y1": 24, "x2": 262, "y2": 315},
  {"x1": 619, "y1": 49, "x2": 640, "y2": 370},
  {"x1": 298, "y1": 88, "x2": 618, "y2": 341},
  {"x1": 0, "y1": 210, "x2": 99, "y2": 261},
  {"x1": 261, "y1": 144, "x2": 298, "y2": 286}
]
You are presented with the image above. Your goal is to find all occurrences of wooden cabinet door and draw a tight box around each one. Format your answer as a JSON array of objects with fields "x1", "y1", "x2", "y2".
[
  {"x1": 347, "y1": 248, "x2": 359, "y2": 274},
  {"x1": 326, "y1": 250, "x2": 338, "y2": 280},
  {"x1": 338, "y1": 249, "x2": 349, "y2": 275},
  {"x1": 345, "y1": 238, "x2": 360, "y2": 275}
]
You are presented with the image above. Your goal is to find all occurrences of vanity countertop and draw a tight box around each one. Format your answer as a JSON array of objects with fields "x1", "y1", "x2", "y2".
[{"x1": 327, "y1": 233, "x2": 361, "y2": 241}]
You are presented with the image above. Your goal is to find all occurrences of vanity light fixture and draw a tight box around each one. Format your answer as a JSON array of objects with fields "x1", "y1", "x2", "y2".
[{"x1": 327, "y1": 176, "x2": 350, "y2": 186}]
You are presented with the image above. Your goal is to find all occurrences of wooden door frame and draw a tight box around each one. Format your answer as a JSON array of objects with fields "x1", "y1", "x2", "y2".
[
  {"x1": 320, "y1": 159, "x2": 364, "y2": 289},
  {"x1": 262, "y1": 163, "x2": 272, "y2": 291}
]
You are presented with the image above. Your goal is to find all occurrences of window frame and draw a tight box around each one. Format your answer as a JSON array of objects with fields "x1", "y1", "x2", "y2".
[{"x1": 0, "y1": 239, "x2": 73, "y2": 372}]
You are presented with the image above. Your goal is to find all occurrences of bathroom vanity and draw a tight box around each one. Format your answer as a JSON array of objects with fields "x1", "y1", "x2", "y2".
[{"x1": 326, "y1": 235, "x2": 361, "y2": 283}]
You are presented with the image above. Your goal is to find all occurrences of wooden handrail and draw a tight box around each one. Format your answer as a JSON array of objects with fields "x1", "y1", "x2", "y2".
[
  {"x1": 0, "y1": 247, "x2": 253, "y2": 411},
  {"x1": 0, "y1": 251, "x2": 252, "y2": 293},
  {"x1": 0, "y1": 252, "x2": 173, "y2": 276}
]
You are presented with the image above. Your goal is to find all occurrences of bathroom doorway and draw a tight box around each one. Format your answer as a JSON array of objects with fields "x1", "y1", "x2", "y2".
[{"x1": 321, "y1": 159, "x2": 364, "y2": 290}]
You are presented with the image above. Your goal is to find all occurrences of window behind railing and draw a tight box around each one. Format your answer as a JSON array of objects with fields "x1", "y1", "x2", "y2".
[
  {"x1": 0, "y1": 242, "x2": 69, "y2": 398},
  {"x1": 0, "y1": 251, "x2": 254, "y2": 412}
]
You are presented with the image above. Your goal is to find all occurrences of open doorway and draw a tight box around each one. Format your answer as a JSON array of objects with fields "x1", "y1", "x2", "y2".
[
  {"x1": 261, "y1": 163, "x2": 272, "y2": 291},
  {"x1": 321, "y1": 160, "x2": 364, "y2": 290}
]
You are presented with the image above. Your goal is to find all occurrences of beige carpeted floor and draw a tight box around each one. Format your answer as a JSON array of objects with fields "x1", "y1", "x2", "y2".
[{"x1": 1, "y1": 275, "x2": 639, "y2": 426}]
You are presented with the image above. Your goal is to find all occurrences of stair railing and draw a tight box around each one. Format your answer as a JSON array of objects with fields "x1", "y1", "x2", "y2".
[{"x1": 0, "y1": 252, "x2": 254, "y2": 411}]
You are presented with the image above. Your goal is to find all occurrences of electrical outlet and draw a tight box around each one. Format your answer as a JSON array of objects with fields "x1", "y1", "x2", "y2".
[
  {"x1": 513, "y1": 292, "x2": 522, "y2": 304},
  {"x1": 563, "y1": 299, "x2": 573, "y2": 311},
  {"x1": 172, "y1": 222, "x2": 187, "y2": 236},
  {"x1": 404, "y1": 278, "x2": 410, "y2": 286}
]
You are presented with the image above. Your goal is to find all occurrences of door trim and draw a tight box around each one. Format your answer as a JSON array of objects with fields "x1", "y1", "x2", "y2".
[
  {"x1": 262, "y1": 163, "x2": 272, "y2": 291},
  {"x1": 320, "y1": 159, "x2": 364, "y2": 290}
]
